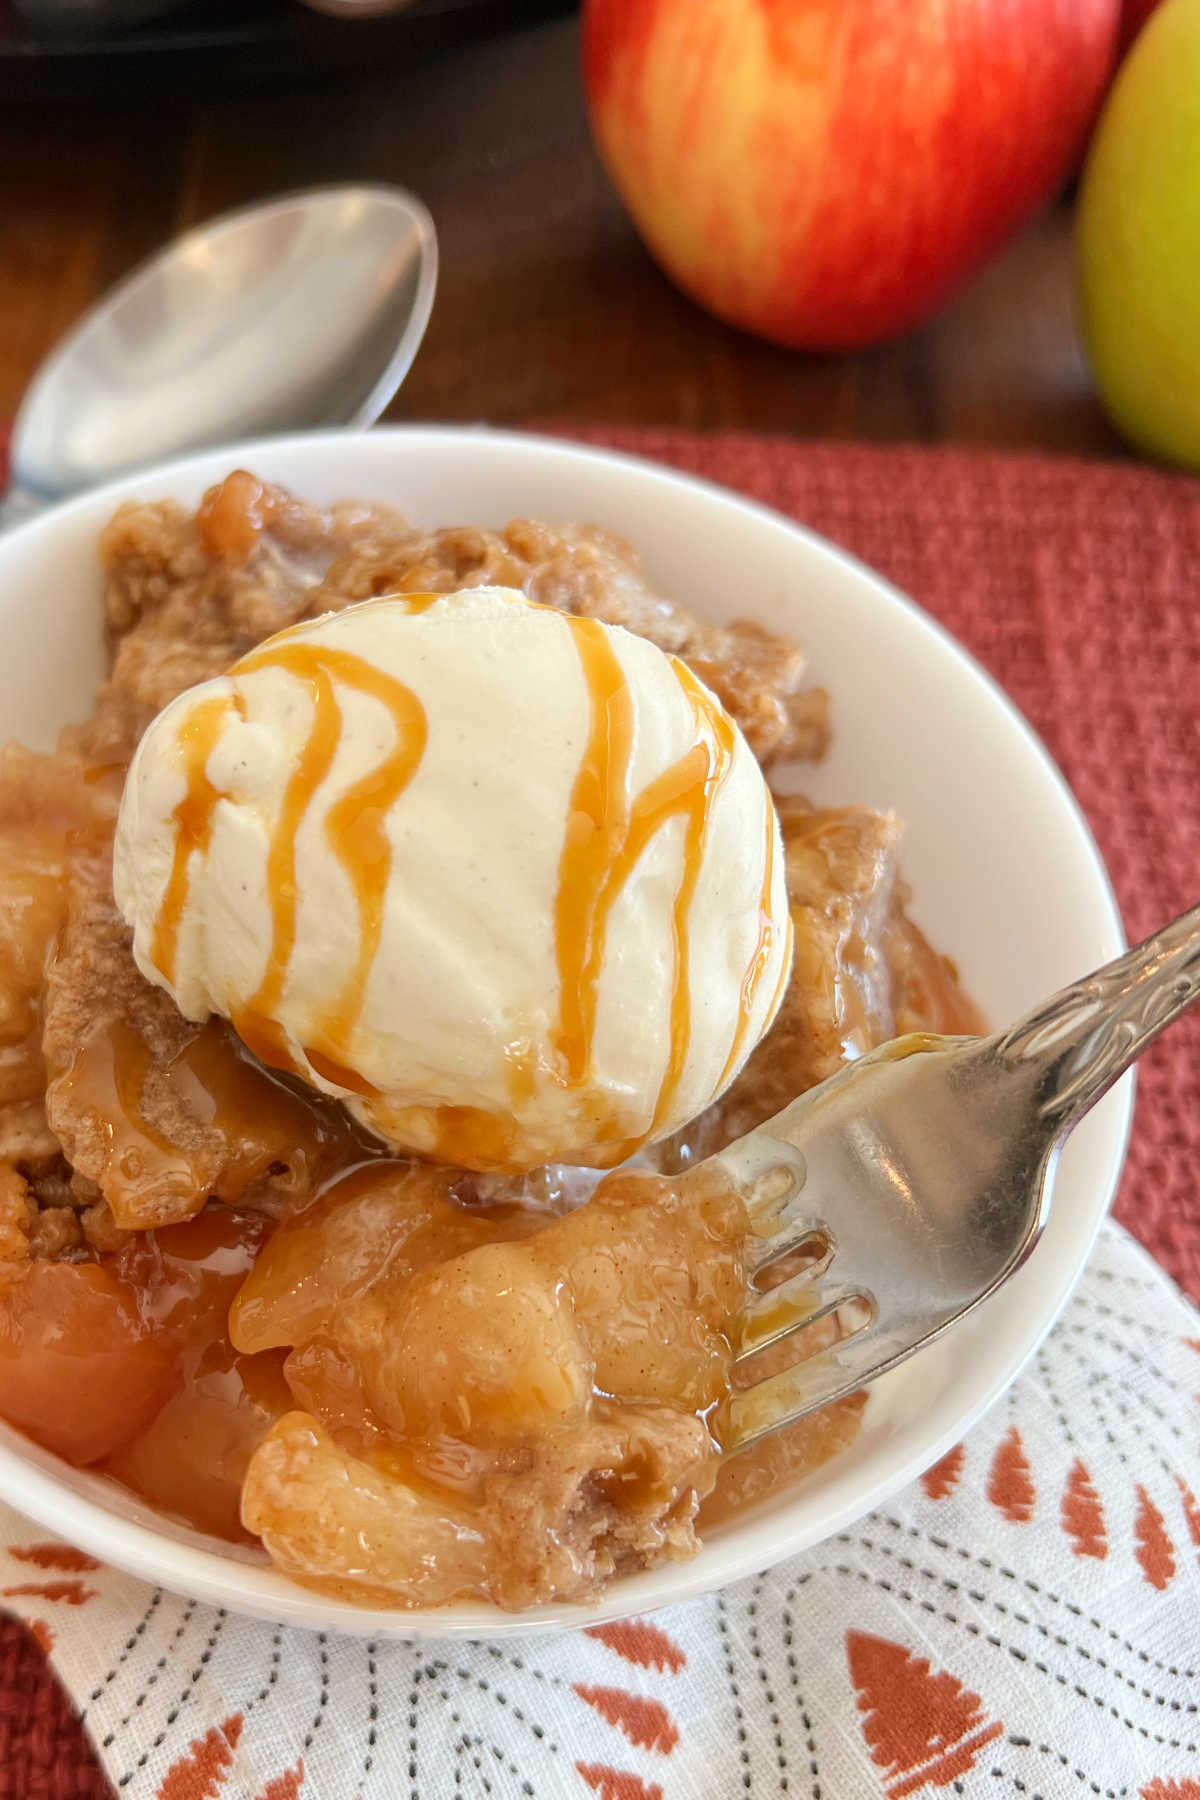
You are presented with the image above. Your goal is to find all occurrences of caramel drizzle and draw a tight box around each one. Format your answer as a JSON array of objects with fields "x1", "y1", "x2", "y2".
[
  {"x1": 148, "y1": 616, "x2": 428, "y2": 1080},
  {"x1": 150, "y1": 692, "x2": 241, "y2": 986},
  {"x1": 773, "y1": 913, "x2": 796, "y2": 1021},
  {"x1": 551, "y1": 619, "x2": 736, "y2": 1135},
  {"x1": 553, "y1": 618, "x2": 635, "y2": 1085},
  {"x1": 652, "y1": 662, "x2": 737, "y2": 1130},
  {"x1": 229, "y1": 639, "x2": 427, "y2": 1072},
  {"x1": 715, "y1": 788, "x2": 781, "y2": 1095}
]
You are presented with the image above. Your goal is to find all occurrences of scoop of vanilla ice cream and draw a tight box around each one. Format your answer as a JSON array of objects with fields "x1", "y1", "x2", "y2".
[{"x1": 113, "y1": 587, "x2": 792, "y2": 1172}]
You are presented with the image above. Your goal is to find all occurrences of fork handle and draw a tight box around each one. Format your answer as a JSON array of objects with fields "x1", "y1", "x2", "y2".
[{"x1": 991, "y1": 901, "x2": 1200, "y2": 1136}]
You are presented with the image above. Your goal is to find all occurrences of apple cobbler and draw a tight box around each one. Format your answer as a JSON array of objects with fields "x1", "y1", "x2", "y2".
[{"x1": 0, "y1": 473, "x2": 981, "y2": 1610}]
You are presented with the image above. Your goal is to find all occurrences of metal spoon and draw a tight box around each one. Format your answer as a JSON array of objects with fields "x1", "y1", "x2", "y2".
[{"x1": 2, "y1": 183, "x2": 437, "y2": 528}]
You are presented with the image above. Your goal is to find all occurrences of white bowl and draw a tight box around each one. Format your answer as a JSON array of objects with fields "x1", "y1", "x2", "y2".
[{"x1": 0, "y1": 427, "x2": 1128, "y2": 1638}]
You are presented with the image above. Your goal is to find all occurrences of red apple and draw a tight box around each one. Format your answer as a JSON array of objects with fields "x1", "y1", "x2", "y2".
[{"x1": 583, "y1": 0, "x2": 1121, "y2": 349}]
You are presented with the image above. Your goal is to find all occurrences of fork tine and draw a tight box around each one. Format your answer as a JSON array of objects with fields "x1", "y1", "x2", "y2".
[
  {"x1": 734, "y1": 1277, "x2": 862, "y2": 1362},
  {"x1": 746, "y1": 1215, "x2": 829, "y2": 1275},
  {"x1": 720, "y1": 1326, "x2": 894, "y2": 1455}
]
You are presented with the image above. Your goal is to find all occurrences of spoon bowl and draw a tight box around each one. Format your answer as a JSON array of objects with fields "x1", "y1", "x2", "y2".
[{"x1": 9, "y1": 184, "x2": 436, "y2": 503}]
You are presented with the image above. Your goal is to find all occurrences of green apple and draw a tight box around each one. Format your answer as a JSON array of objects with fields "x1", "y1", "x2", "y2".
[{"x1": 1077, "y1": 0, "x2": 1200, "y2": 467}]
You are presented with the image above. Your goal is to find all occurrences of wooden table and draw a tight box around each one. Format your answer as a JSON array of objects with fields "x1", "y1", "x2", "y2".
[{"x1": 0, "y1": 11, "x2": 1124, "y2": 455}]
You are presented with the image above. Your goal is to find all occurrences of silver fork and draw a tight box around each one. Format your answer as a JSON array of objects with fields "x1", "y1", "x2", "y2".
[{"x1": 715, "y1": 902, "x2": 1200, "y2": 1456}]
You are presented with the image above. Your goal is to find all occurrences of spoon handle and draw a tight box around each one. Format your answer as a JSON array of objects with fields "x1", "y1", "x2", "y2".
[
  {"x1": 992, "y1": 901, "x2": 1200, "y2": 1135},
  {"x1": 0, "y1": 487, "x2": 45, "y2": 534}
]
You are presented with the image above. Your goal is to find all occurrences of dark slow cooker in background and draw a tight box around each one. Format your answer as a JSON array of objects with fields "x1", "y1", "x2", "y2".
[{"x1": 0, "y1": 0, "x2": 575, "y2": 100}]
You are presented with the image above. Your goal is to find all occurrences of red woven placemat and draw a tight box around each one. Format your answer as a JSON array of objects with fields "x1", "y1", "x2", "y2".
[
  {"x1": 1, "y1": 430, "x2": 1197, "y2": 1798},
  {"x1": 0, "y1": 1617, "x2": 109, "y2": 1799}
]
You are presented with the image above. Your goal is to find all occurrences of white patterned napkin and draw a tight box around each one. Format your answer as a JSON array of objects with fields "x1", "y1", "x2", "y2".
[{"x1": 2, "y1": 1218, "x2": 1197, "y2": 1800}]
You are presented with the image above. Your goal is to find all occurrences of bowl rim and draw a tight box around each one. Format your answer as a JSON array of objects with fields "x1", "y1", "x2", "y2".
[{"x1": 0, "y1": 423, "x2": 1131, "y2": 1638}]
